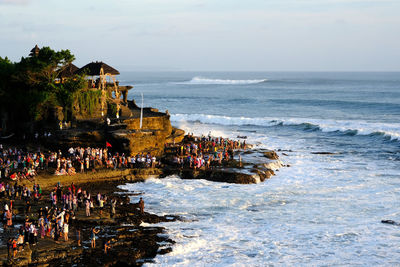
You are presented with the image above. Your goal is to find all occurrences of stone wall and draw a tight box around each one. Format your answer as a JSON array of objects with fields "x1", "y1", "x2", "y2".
[
  {"x1": 107, "y1": 115, "x2": 184, "y2": 156},
  {"x1": 123, "y1": 115, "x2": 172, "y2": 133}
]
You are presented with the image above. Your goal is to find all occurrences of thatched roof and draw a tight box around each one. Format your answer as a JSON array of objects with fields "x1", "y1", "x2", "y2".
[
  {"x1": 76, "y1": 61, "x2": 120, "y2": 76},
  {"x1": 58, "y1": 63, "x2": 79, "y2": 78}
]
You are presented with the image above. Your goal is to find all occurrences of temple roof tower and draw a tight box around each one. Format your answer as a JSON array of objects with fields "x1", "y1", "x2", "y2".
[{"x1": 30, "y1": 44, "x2": 40, "y2": 57}]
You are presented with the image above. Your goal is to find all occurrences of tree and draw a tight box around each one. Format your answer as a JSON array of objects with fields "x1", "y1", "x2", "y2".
[
  {"x1": 17, "y1": 47, "x2": 75, "y2": 87},
  {"x1": 0, "y1": 46, "x2": 86, "y2": 132},
  {"x1": 0, "y1": 57, "x2": 15, "y2": 97}
]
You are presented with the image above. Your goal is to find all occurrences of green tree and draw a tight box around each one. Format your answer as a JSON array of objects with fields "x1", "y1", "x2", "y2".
[
  {"x1": 0, "y1": 57, "x2": 15, "y2": 98},
  {"x1": 0, "y1": 46, "x2": 86, "y2": 131}
]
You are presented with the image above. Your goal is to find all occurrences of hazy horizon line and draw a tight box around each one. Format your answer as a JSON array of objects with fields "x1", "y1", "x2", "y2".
[{"x1": 117, "y1": 69, "x2": 400, "y2": 73}]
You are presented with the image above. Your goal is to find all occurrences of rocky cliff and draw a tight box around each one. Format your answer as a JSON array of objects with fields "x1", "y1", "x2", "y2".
[{"x1": 49, "y1": 109, "x2": 184, "y2": 157}]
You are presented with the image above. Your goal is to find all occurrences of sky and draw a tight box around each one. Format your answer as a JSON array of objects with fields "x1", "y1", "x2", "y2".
[{"x1": 0, "y1": 0, "x2": 399, "y2": 71}]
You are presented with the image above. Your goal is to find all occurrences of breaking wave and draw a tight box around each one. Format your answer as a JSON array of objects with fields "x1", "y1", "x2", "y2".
[
  {"x1": 171, "y1": 113, "x2": 400, "y2": 141},
  {"x1": 176, "y1": 77, "x2": 267, "y2": 85}
]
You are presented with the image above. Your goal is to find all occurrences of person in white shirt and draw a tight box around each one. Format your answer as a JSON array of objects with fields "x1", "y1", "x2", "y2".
[{"x1": 63, "y1": 223, "x2": 69, "y2": 241}]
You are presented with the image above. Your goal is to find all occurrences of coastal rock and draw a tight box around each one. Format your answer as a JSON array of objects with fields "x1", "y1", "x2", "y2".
[
  {"x1": 172, "y1": 164, "x2": 278, "y2": 184},
  {"x1": 261, "y1": 160, "x2": 284, "y2": 170},
  {"x1": 263, "y1": 151, "x2": 279, "y2": 160},
  {"x1": 178, "y1": 169, "x2": 256, "y2": 184},
  {"x1": 42, "y1": 100, "x2": 184, "y2": 157},
  {"x1": 162, "y1": 145, "x2": 283, "y2": 184}
]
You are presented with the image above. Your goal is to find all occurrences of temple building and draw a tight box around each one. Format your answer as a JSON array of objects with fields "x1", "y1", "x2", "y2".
[
  {"x1": 75, "y1": 61, "x2": 133, "y2": 118},
  {"x1": 56, "y1": 63, "x2": 79, "y2": 83}
]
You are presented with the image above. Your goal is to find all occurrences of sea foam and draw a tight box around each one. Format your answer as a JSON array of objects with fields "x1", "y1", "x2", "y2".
[
  {"x1": 171, "y1": 114, "x2": 400, "y2": 141},
  {"x1": 176, "y1": 77, "x2": 267, "y2": 85}
]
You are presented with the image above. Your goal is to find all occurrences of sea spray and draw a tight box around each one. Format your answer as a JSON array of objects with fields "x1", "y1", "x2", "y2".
[
  {"x1": 171, "y1": 114, "x2": 400, "y2": 141},
  {"x1": 175, "y1": 77, "x2": 267, "y2": 85}
]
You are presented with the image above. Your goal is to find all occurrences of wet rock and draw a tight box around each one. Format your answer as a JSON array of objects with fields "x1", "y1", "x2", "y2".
[
  {"x1": 263, "y1": 151, "x2": 279, "y2": 160},
  {"x1": 382, "y1": 219, "x2": 400, "y2": 226},
  {"x1": 179, "y1": 169, "x2": 257, "y2": 184},
  {"x1": 261, "y1": 160, "x2": 283, "y2": 170}
]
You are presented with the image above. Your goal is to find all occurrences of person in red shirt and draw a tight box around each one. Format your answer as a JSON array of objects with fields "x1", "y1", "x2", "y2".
[{"x1": 12, "y1": 238, "x2": 17, "y2": 258}]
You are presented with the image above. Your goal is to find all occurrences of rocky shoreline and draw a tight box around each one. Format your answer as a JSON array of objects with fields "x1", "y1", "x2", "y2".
[
  {"x1": 162, "y1": 146, "x2": 285, "y2": 184},
  {"x1": 0, "y1": 47, "x2": 286, "y2": 265},
  {"x1": 0, "y1": 176, "x2": 181, "y2": 266},
  {"x1": 0, "y1": 136, "x2": 285, "y2": 266}
]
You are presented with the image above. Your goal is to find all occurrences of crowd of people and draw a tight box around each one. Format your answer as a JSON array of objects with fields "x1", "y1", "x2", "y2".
[
  {"x1": 2, "y1": 180, "x2": 145, "y2": 259},
  {"x1": 0, "y1": 132, "x2": 245, "y2": 182},
  {"x1": 52, "y1": 147, "x2": 159, "y2": 176},
  {"x1": 0, "y1": 144, "x2": 159, "y2": 181},
  {"x1": 169, "y1": 133, "x2": 246, "y2": 169},
  {"x1": 0, "y1": 133, "x2": 247, "y2": 261}
]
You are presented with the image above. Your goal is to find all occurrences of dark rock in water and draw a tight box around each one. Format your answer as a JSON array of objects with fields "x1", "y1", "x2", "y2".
[
  {"x1": 263, "y1": 151, "x2": 279, "y2": 160},
  {"x1": 311, "y1": 152, "x2": 339, "y2": 155},
  {"x1": 251, "y1": 167, "x2": 274, "y2": 182},
  {"x1": 381, "y1": 219, "x2": 400, "y2": 226},
  {"x1": 237, "y1": 135, "x2": 247, "y2": 139}
]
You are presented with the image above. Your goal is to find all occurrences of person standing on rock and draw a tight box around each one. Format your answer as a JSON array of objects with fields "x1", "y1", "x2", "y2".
[
  {"x1": 56, "y1": 186, "x2": 62, "y2": 204},
  {"x1": 38, "y1": 215, "x2": 45, "y2": 238},
  {"x1": 110, "y1": 198, "x2": 116, "y2": 218},
  {"x1": 7, "y1": 238, "x2": 12, "y2": 259},
  {"x1": 17, "y1": 233, "x2": 24, "y2": 251},
  {"x1": 29, "y1": 223, "x2": 36, "y2": 245},
  {"x1": 5, "y1": 208, "x2": 12, "y2": 230},
  {"x1": 12, "y1": 238, "x2": 17, "y2": 258},
  {"x1": 80, "y1": 160, "x2": 84, "y2": 173},
  {"x1": 85, "y1": 199, "x2": 91, "y2": 217},
  {"x1": 63, "y1": 222, "x2": 69, "y2": 241},
  {"x1": 96, "y1": 192, "x2": 101, "y2": 206},
  {"x1": 90, "y1": 227, "x2": 100, "y2": 248},
  {"x1": 104, "y1": 239, "x2": 111, "y2": 254},
  {"x1": 139, "y1": 197, "x2": 144, "y2": 215},
  {"x1": 85, "y1": 156, "x2": 90, "y2": 172},
  {"x1": 72, "y1": 195, "x2": 77, "y2": 211},
  {"x1": 99, "y1": 197, "x2": 104, "y2": 217},
  {"x1": 76, "y1": 226, "x2": 81, "y2": 246}
]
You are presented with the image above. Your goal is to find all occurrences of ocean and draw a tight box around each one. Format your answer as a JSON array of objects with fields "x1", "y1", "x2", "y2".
[{"x1": 120, "y1": 72, "x2": 400, "y2": 266}]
